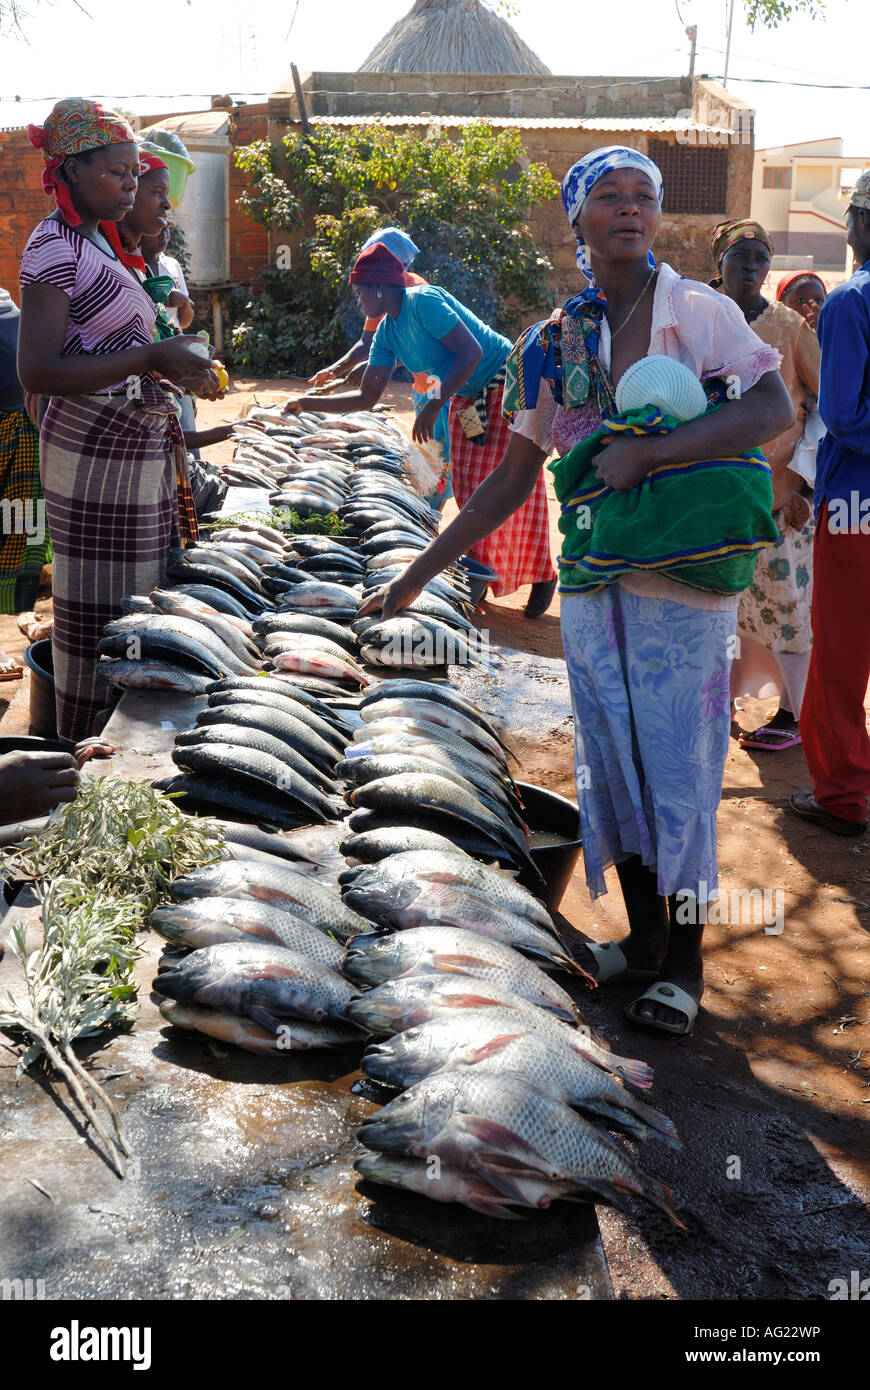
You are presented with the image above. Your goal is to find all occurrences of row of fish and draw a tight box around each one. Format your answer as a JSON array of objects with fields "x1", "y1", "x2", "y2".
[{"x1": 130, "y1": 407, "x2": 683, "y2": 1227}]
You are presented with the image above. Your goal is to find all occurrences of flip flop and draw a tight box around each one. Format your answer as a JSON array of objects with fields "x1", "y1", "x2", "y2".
[
  {"x1": 0, "y1": 664, "x2": 24, "y2": 683},
  {"x1": 739, "y1": 726, "x2": 802, "y2": 751},
  {"x1": 583, "y1": 940, "x2": 659, "y2": 984},
  {"x1": 625, "y1": 981, "x2": 699, "y2": 1037}
]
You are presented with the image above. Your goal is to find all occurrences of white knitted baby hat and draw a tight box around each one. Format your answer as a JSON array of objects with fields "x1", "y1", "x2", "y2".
[{"x1": 615, "y1": 355, "x2": 708, "y2": 422}]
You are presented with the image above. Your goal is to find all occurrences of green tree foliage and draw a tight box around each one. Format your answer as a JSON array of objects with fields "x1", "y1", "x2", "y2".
[{"x1": 229, "y1": 123, "x2": 558, "y2": 376}]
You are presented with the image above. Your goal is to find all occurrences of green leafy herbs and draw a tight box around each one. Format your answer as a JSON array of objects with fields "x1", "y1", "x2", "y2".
[
  {"x1": 0, "y1": 774, "x2": 224, "y2": 914},
  {"x1": 209, "y1": 507, "x2": 344, "y2": 536},
  {"x1": 0, "y1": 779, "x2": 227, "y2": 1173},
  {"x1": 0, "y1": 880, "x2": 143, "y2": 1174}
]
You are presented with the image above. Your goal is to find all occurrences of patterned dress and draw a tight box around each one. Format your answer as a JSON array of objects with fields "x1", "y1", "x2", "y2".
[
  {"x1": 731, "y1": 299, "x2": 820, "y2": 716},
  {"x1": 510, "y1": 264, "x2": 779, "y2": 900},
  {"x1": 19, "y1": 218, "x2": 195, "y2": 741}
]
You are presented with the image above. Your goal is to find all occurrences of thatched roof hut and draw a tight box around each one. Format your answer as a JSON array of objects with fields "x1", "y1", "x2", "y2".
[{"x1": 359, "y1": 0, "x2": 551, "y2": 76}]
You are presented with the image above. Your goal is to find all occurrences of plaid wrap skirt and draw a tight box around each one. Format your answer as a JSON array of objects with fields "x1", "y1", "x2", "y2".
[
  {"x1": 0, "y1": 406, "x2": 52, "y2": 613},
  {"x1": 40, "y1": 379, "x2": 197, "y2": 741}
]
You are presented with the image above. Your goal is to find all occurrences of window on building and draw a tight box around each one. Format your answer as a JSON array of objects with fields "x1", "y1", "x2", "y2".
[
  {"x1": 762, "y1": 167, "x2": 792, "y2": 189},
  {"x1": 648, "y1": 141, "x2": 728, "y2": 214}
]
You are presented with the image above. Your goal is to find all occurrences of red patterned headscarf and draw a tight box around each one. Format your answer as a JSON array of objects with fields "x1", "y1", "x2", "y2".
[{"x1": 28, "y1": 97, "x2": 137, "y2": 227}]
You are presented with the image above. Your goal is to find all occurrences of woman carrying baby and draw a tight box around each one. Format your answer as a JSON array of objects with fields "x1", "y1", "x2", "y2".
[{"x1": 359, "y1": 146, "x2": 793, "y2": 1037}]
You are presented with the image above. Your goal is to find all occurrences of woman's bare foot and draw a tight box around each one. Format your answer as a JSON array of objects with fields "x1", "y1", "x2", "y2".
[
  {"x1": 0, "y1": 751, "x2": 79, "y2": 822},
  {"x1": 0, "y1": 646, "x2": 24, "y2": 680}
]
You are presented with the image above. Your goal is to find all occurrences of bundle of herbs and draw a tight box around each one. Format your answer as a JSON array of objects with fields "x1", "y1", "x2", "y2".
[{"x1": 0, "y1": 778, "x2": 225, "y2": 1172}]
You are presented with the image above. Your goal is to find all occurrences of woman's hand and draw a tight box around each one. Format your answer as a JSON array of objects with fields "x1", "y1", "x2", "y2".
[
  {"x1": 412, "y1": 398, "x2": 442, "y2": 445},
  {"x1": 594, "y1": 435, "x2": 655, "y2": 491},
  {"x1": 282, "y1": 396, "x2": 306, "y2": 417},
  {"x1": 152, "y1": 336, "x2": 220, "y2": 396},
  {"x1": 357, "y1": 570, "x2": 424, "y2": 623},
  {"x1": 782, "y1": 490, "x2": 813, "y2": 531}
]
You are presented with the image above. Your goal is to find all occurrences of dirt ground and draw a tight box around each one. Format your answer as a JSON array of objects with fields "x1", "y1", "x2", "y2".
[{"x1": 4, "y1": 373, "x2": 869, "y2": 1300}]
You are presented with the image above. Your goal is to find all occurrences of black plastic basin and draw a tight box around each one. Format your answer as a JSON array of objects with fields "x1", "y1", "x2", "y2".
[
  {"x1": 23, "y1": 639, "x2": 56, "y2": 740},
  {"x1": 516, "y1": 780, "x2": 582, "y2": 912}
]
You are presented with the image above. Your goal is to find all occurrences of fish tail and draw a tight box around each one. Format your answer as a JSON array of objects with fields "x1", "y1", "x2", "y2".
[
  {"x1": 610, "y1": 1171, "x2": 686, "y2": 1229},
  {"x1": 574, "y1": 1041, "x2": 655, "y2": 1091},
  {"x1": 623, "y1": 1095, "x2": 682, "y2": 1149}
]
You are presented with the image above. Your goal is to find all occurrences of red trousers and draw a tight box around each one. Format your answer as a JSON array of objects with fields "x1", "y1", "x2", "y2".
[{"x1": 800, "y1": 501, "x2": 870, "y2": 821}]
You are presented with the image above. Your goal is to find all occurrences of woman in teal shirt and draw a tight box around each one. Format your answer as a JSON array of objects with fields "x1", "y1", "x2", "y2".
[{"x1": 284, "y1": 241, "x2": 556, "y2": 615}]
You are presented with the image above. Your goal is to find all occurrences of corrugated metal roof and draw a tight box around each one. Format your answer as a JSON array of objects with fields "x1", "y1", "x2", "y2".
[{"x1": 307, "y1": 114, "x2": 725, "y2": 133}]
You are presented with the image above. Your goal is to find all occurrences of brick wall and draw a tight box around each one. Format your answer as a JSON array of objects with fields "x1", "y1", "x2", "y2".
[
  {"x1": 0, "y1": 128, "x2": 55, "y2": 302},
  {"x1": 0, "y1": 104, "x2": 273, "y2": 303}
]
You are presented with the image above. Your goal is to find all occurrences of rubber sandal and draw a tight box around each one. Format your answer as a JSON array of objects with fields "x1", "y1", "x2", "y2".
[
  {"x1": 0, "y1": 664, "x2": 24, "y2": 682},
  {"x1": 583, "y1": 940, "x2": 659, "y2": 984},
  {"x1": 625, "y1": 981, "x2": 699, "y2": 1037},
  {"x1": 739, "y1": 726, "x2": 801, "y2": 751}
]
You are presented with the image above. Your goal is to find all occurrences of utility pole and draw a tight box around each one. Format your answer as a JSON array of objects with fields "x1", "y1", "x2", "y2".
[
  {"x1": 723, "y1": 0, "x2": 736, "y2": 87},
  {"x1": 686, "y1": 25, "x2": 698, "y2": 80}
]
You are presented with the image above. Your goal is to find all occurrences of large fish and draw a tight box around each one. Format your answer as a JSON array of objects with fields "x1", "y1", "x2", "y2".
[
  {"x1": 353, "y1": 1151, "x2": 578, "y2": 1220},
  {"x1": 344, "y1": 807, "x2": 525, "y2": 870},
  {"x1": 150, "y1": 896, "x2": 346, "y2": 971},
  {"x1": 166, "y1": 559, "x2": 272, "y2": 614},
  {"x1": 343, "y1": 882, "x2": 580, "y2": 974},
  {"x1": 205, "y1": 687, "x2": 348, "y2": 751},
  {"x1": 195, "y1": 700, "x2": 341, "y2": 774},
  {"x1": 361, "y1": 1014, "x2": 679, "y2": 1147},
  {"x1": 205, "y1": 677, "x2": 352, "y2": 736},
  {"x1": 343, "y1": 926, "x2": 586, "y2": 1023},
  {"x1": 171, "y1": 742, "x2": 344, "y2": 821},
  {"x1": 98, "y1": 630, "x2": 225, "y2": 679},
  {"x1": 359, "y1": 697, "x2": 513, "y2": 763},
  {"x1": 356, "y1": 1071, "x2": 682, "y2": 1223},
  {"x1": 174, "y1": 725, "x2": 340, "y2": 797},
  {"x1": 271, "y1": 648, "x2": 371, "y2": 687},
  {"x1": 252, "y1": 614, "x2": 361, "y2": 654},
  {"x1": 343, "y1": 975, "x2": 652, "y2": 1089},
  {"x1": 149, "y1": 590, "x2": 259, "y2": 663},
  {"x1": 349, "y1": 723, "x2": 513, "y2": 785},
  {"x1": 339, "y1": 825, "x2": 483, "y2": 864},
  {"x1": 97, "y1": 659, "x2": 213, "y2": 694},
  {"x1": 171, "y1": 860, "x2": 373, "y2": 942},
  {"x1": 337, "y1": 751, "x2": 519, "y2": 820},
  {"x1": 155, "y1": 939, "x2": 357, "y2": 1027},
  {"x1": 159, "y1": 1000, "x2": 360, "y2": 1054},
  {"x1": 103, "y1": 613, "x2": 257, "y2": 676},
  {"x1": 339, "y1": 850, "x2": 551, "y2": 928},
  {"x1": 155, "y1": 774, "x2": 317, "y2": 830},
  {"x1": 347, "y1": 774, "x2": 533, "y2": 871},
  {"x1": 169, "y1": 583, "x2": 257, "y2": 621},
  {"x1": 272, "y1": 580, "x2": 362, "y2": 610},
  {"x1": 359, "y1": 620, "x2": 486, "y2": 671}
]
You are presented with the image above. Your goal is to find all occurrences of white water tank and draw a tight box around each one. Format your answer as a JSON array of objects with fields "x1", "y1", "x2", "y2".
[{"x1": 140, "y1": 112, "x2": 231, "y2": 287}]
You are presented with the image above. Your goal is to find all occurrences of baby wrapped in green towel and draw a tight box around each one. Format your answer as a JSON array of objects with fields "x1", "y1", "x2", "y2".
[{"x1": 550, "y1": 355, "x2": 777, "y2": 595}]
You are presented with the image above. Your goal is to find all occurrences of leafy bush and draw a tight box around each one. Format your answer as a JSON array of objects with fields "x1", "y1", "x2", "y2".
[{"x1": 228, "y1": 123, "x2": 558, "y2": 376}]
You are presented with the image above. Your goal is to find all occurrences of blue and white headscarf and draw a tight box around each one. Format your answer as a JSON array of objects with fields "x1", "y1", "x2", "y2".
[
  {"x1": 361, "y1": 226, "x2": 421, "y2": 268},
  {"x1": 561, "y1": 146, "x2": 663, "y2": 281}
]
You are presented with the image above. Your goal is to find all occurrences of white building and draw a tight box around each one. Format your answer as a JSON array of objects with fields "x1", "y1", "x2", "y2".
[{"x1": 752, "y1": 138, "x2": 869, "y2": 270}]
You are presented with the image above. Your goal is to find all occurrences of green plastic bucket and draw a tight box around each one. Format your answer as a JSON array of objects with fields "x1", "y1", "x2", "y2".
[{"x1": 140, "y1": 143, "x2": 196, "y2": 208}]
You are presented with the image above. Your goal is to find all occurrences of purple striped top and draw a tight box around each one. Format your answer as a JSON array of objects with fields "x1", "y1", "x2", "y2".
[{"x1": 19, "y1": 219, "x2": 157, "y2": 374}]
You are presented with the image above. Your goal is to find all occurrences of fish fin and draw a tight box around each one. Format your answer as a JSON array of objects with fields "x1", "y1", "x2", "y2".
[
  {"x1": 441, "y1": 992, "x2": 512, "y2": 1010},
  {"x1": 554, "y1": 955, "x2": 598, "y2": 986},
  {"x1": 460, "y1": 1195, "x2": 526, "y2": 1220},
  {"x1": 465, "y1": 1162, "x2": 542, "y2": 1203},
  {"x1": 607, "y1": 1055, "x2": 655, "y2": 1090},
  {"x1": 462, "y1": 1115, "x2": 546, "y2": 1165},
  {"x1": 466, "y1": 1033, "x2": 524, "y2": 1063},
  {"x1": 622, "y1": 1096, "x2": 683, "y2": 1149},
  {"x1": 430, "y1": 952, "x2": 494, "y2": 973},
  {"x1": 248, "y1": 1005, "x2": 282, "y2": 1033}
]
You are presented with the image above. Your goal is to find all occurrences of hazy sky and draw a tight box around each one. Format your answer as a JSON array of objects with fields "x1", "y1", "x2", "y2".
[{"x1": 0, "y1": 0, "x2": 864, "y2": 155}]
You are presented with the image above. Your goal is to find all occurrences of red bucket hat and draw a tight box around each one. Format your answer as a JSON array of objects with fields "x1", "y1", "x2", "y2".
[{"x1": 349, "y1": 242, "x2": 406, "y2": 287}]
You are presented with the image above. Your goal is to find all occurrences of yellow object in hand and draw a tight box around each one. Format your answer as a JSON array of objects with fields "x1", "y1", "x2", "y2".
[{"x1": 214, "y1": 361, "x2": 229, "y2": 391}]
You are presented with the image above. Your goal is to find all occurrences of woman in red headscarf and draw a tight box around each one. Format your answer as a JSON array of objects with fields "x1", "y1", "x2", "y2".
[
  {"x1": 776, "y1": 271, "x2": 826, "y2": 333},
  {"x1": 18, "y1": 98, "x2": 219, "y2": 741}
]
